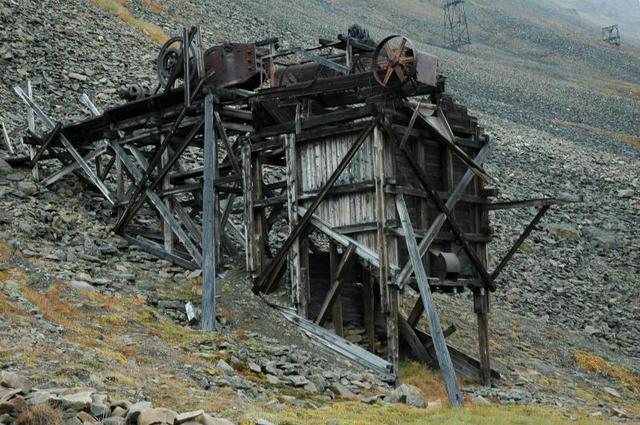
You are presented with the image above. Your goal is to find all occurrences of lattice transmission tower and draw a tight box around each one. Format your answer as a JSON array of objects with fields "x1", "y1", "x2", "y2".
[
  {"x1": 602, "y1": 24, "x2": 621, "y2": 46},
  {"x1": 443, "y1": 0, "x2": 471, "y2": 48}
]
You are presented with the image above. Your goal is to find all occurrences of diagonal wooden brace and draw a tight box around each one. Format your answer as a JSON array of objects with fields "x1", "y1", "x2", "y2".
[
  {"x1": 109, "y1": 141, "x2": 203, "y2": 266},
  {"x1": 382, "y1": 120, "x2": 494, "y2": 291},
  {"x1": 396, "y1": 194, "x2": 463, "y2": 407},
  {"x1": 315, "y1": 244, "x2": 357, "y2": 326},
  {"x1": 254, "y1": 117, "x2": 378, "y2": 294}
]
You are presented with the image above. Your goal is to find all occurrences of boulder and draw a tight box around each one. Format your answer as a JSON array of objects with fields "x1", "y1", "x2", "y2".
[
  {"x1": 329, "y1": 383, "x2": 354, "y2": 399},
  {"x1": 617, "y1": 189, "x2": 634, "y2": 198},
  {"x1": 547, "y1": 223, "x2": 581, "y2": 240},
  {"x1": 198, "y1": 415, "x2": 234, "y2": 425},
  {"x1": 0, "y1": 372, "x2": 32, "y2": 392},
  {"x1": 137, "y1": 408, "x2": 177, "y2": 425},
  {"x1": 103, "y1": 417, "x2": 125, "y2": 425},
  {"x1": 215, "y1": 360, "x2": 235, "y2": 376},
  {"x1": 77, "y1": 411, "x2": 100, "y2": 425},
  {"x1": 56, "y1": 390, "x2": 94, "y2": 411},
  {"x1": 387, "y1": 384, "x2": 425, "y2": 408},
  {"x1": 0, "y1": 158, "x2": 11, "y2": 175},
  {"x1": 125, "y1": 401, "x2": 152, "y2": 425},
  {"x1": 175, "y1": 410, "x2": 204, "y2": 424}
]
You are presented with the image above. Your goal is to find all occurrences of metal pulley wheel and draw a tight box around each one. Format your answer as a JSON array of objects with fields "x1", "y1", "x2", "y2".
[
  {"x1": 372, "y1": 35, "x2": 417, "y2": 87},
  {"x1": 156, "y1": 36, "x2": 197, "y2": 88}
]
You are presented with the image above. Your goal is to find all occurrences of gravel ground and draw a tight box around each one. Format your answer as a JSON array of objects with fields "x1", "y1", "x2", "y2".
[{"x1": 0, "y1": 0, "x2": 639, "y2": 421}]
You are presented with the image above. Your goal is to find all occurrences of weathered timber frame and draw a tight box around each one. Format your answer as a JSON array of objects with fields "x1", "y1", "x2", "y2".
[{"x1": 14, "y1": 25, "x2": 580, "y2": 406}]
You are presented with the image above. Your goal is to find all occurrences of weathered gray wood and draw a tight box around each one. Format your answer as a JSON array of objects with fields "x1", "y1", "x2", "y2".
[
  {"x1": 110, "y1": 141, "x2": 203, "y2": 265},
  {"x1": 393, "y1": 142, "x2": 492, "y2": 289},
  {"x1": 420, "y1": 109, "x2": 493, "y2": 183},
  {"x1": 315, "y1": 244, "x2": 356, "y2": 326},
  {"x1": 214, "y1": 111, "x2": 240, "y2": 175},
  {"x1": 161, "y1": 137, "x2": 174, "y2": 254},
  {"x1": 123, "y1": 235, "x2": 197, "y2": 270},
  {"x1": 492, "y1": 205, "x2": 550, "y2": 280},
  {"x1": 14, "y1": 86, "x2": 115, "y2": 204},
  {"x1": 398, "y1": 314, "x2": 433, "y2": 365},
  {"x1": 487, "y1": 197, "x2": 579, "y2": 211},
  {"x1": 277, "y1": 305, "x2": 393, "y2": 375},
  {"x1": 285, "y1": 134, "x2": 303, "y2": 309},
  {"x1": 1, "y1": 122, "x2": 14, "y2": 155},
  {"x1": 242, "y1": 144, "x2": 257, "y2": 275},
  {"x1": 201, "y1": 93, "x2": 217, "y2": 331},
  {"x1": 329, "y1": 242, "x2": 344, "y2": 337},
  {"x1": 40, "y1": 144, "x2": 107, "y2": 187},
  {"x1": 474, "y1": 291, "x2": 491, "y2": 386},
  {"x1": 255, "y1": 118, "x2": 377, "y2": 294},
  {"x1": 362, "y1": 268, "x2": 375, "y2": 350},
  {"x1": 396, "y1": 194, "x2": 463, "y2": 407},
  {"x1": 374, "y1": 125, "x2": 399, "y2": 382},
  {"x1": 27, "y1": 81, "x2": 38, "y2": 180}
]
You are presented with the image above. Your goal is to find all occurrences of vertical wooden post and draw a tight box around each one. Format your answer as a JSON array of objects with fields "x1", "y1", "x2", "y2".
[
  {"x1": 242, "y1": 144, "x2": 256, "y2": 276},
  {"x1": 329, "y1": 242, "x2": 344, "y2": 336},
  {"x1": 116, "y1": 149, "x2": 124, "y2": 219},
  {"x1": 475, "y1": 290, "x2": 491, "y2": 386},
  {"x1": 201, "y1": 93, "x2": 217, "y2": 331},
  {"x1": 374, "y1": 125, "x2": 399, "y2": 381},
  {"x1": 363, "y1": 267, "x2": 376, "y2": 351},
  {"x1": 27, "y1": 80, "x2": 39, "y2": 181},
  {"x1": 161, "y1": 139, "x2": 174, "y2": 254},
  {"x1": 299, "y1": 236, "x2": 311, "y2": 318},
  {"x1": 286, "y1": 134, "x2": 302, "y2": 308}
]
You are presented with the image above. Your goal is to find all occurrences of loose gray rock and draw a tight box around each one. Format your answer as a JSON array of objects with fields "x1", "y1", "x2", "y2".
[{"x1": 387, "y1": 384, "x2": 425, "y2": 408}]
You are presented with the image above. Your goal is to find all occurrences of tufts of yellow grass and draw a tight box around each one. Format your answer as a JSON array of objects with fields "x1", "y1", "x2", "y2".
[
  {"x1": 553, "y1": 119, "x2": 640, "y2": 147},
  {"x1": 399, "y1": 361, "x2": 448, "y2": 402},
  {"x1": 16, "y1": 403, "x2": 63, "y2": 425},
  {"x1": 575, "y1": 351, "x2": 640, "y2": 392},
  {"x1": 142, "y1": 0, "x2": 165, "y2": 14},
  {"x1": 91, "y1": 0, "x2": 168, "y2": 45}
]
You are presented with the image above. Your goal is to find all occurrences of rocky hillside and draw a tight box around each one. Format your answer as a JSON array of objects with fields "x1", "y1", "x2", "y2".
[{"x1": 1, "y1": 0, "x2": 639, "y2": 424}]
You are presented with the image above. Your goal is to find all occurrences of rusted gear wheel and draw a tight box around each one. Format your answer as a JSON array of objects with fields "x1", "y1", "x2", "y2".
[
  {"x1": 372, "y1": 35, "x2": 417, "y2": 87},
  {"x1": 156, "y1": 36, "x2": 197, "y2": 88}
]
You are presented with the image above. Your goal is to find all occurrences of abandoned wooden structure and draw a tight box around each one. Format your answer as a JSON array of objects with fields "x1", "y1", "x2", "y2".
[{"x1": 12, "y1": 25, "x2": 578, "y2": 406}]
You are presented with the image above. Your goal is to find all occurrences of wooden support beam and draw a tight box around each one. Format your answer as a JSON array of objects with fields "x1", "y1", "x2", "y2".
[
  {"x1": 374, "y1": 125, "x2": 400, "y2": 382},
  {"x1": 27, "y1": 81, "x2": 39, "y2": 181},
  {"x1": 330, "y1": 242, "x2": 344, "y2": 337},
  {"x1": 492, "y1": 205, "x2": 550, "y2": 280},
  {"x1": 161, "y1": 137, "x2": 174, "y2": 254},
  {"x1": 396, "y1": 194, "x2": 463, "y2": 407},
  {"x1": 40, "y1": 144, "x2": 107, "y2": 187},
  {"x1": 285, "y1": 134, "x2": 304, "y2": 312},
  {"x1": 242, "y1": 144, "x2": 257, "y2": 275},
  {"x1": 398, "y1": 314, "x2": 433, "y2": 365},
  {"x1": 487, "y1": 197, "x2": 580, "y2": 211},
  {"x1": 391, "y1": 141, "x2": 492, "y2": 289},
  {"x1": 419, "y1": 109, "x2": 493, "y2": 183},
  {"x1": 316, "y1": 244, "x2": 357, "y2": 326},
  {"x1": 214, "y1": 110, "x2": 241, "y2": 175},
  {"x1": 383, "y1": 120, "x2": 494, "y2": 291},
  {"x1": 202, "y1": 94, "x2": 217, "y2": 331},
  {"x1": 474, "y1": 291, "x2": 491, "y2": 386},
  {"x1": 15, "y1": 86, "x2": 118, "y2": 203},
  {"x1": 254, "y1": 118, "x2": 378, "y2": 294},
  {"x1": 110, "y1": 141, "x2": 203, "y2": 266},
  {"x1": 31, "y1": 122, "x2": 62, "y2": 166},
  {"x1": 362, "y1": 267, "x2": 375, "y2": 349},
  {"x1": 123, "y1": 235, "x2": 197, "y2": 270}
]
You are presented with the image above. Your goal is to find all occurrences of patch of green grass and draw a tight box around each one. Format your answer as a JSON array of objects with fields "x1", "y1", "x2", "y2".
[{"x1": 252, "y1": 402, "x2": 607, "y2": 425}]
